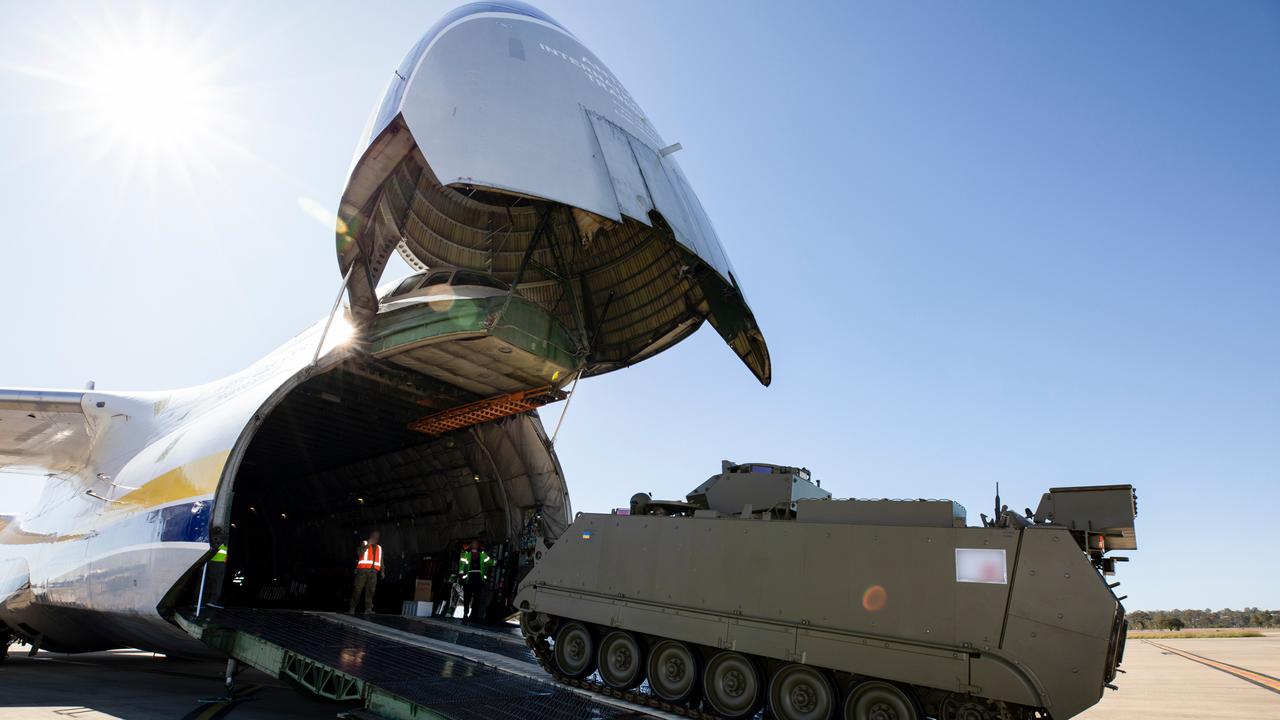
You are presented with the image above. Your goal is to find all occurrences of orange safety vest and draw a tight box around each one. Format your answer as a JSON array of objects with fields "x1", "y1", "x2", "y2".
[{"x1": 356, "y1": 544, "x2": 383, "y2": 571}]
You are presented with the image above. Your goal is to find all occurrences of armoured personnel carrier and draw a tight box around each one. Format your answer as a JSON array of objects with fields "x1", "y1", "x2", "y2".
[{"x1": 516, "y1": 461, "x2": 1137, "y2": 720}]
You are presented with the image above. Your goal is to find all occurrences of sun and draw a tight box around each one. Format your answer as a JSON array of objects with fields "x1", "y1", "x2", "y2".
[
  {"x1": 79, "y1": 33, "x2": 221, "y2": 155},
  {"x1": 6, "y1": 5, "x2": 244, "y2": 185}
]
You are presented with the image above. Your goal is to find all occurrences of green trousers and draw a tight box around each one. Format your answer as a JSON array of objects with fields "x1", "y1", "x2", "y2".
[{"x1": 350, "y1": 569, "x2": 378, "y2": 613}]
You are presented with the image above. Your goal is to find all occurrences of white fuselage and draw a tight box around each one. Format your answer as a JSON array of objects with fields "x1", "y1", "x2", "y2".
[
  {"x1": 0, "y1": 320, "x2": 347, "y2": 653},
  {"x1": 0, "y1": 0, "x2": 768, "y2": 657}
]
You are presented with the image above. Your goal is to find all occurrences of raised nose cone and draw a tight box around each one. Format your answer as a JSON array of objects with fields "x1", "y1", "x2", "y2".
[{"x1": 337, "y1": 1, "x2": 770, "y2": 386}]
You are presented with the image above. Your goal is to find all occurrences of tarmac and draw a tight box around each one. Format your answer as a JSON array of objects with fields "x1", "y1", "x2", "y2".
[
  {"x1": 0, "y1": 645, "x2": 337, "y2": 719},
  {"x1": 1077, "y1": 632, "x2": 1280, "y2": 719},
  {"x1": 0, "y1": 631, "x2": 1277, "y2": 719}
]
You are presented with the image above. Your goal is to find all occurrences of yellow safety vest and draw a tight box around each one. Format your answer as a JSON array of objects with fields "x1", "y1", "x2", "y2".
[{"x1": 459, "y1": 549, "x2": 494, "y2": 578}]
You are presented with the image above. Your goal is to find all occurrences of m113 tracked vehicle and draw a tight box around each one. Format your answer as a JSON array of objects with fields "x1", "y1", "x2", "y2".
[{"x1": 516, "y1": 461, "x2": 1137, "y2": 720}]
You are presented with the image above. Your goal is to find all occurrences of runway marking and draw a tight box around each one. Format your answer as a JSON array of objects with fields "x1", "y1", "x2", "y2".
[{"x1": 1145, "y1": 640, "x2": 1280, "y2": 696}]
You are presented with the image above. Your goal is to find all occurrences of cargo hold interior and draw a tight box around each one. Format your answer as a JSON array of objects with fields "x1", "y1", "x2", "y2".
[{"x1": 198, "y1": 357, "x2": 570, "y2": 616}]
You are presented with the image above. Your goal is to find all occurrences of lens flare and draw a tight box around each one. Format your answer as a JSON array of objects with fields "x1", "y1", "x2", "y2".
[
  {"x1": 862, "y1": 584, "x2": 888, "y2": 612},
  {"x1": 299, "y1": 196, "x2": 348, "y2": 235},
  {"x1": 3, "y1": 5, "x2": 250, "y2": 190},
  {"x1": 327, "y1": 313, "x2": 356, "y2": 345}
]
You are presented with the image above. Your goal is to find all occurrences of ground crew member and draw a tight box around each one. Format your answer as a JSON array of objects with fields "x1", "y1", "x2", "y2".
[
  {"x1": 349, "y1": 530, "x2": 384, "y2": 614},
  {"x1": 205, "y1": 543, "x2": 228, "y2": 607},
  {"x1": 458, "y1": 539, "x2": 495, "y2": 621},
  {"x1": 430, "y1": 550, "x2": 453, "y2": 617}
]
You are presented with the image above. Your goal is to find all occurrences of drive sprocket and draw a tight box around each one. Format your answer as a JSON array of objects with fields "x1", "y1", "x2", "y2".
[{"x1": 940, "y1": 694, "x2": 1015, "y2": 720}]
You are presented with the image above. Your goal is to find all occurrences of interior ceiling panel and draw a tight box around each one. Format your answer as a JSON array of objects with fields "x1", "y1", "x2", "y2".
[{"x1": 348, "y1": 150, "x2": 710, "y2": 372}]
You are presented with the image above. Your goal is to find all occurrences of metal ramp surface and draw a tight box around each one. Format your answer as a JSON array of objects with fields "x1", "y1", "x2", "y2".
[
  {"x1": 364, "y1": 615, "x2": 537, "y2": 663},
  {"x1": 177, "y1": 608, "x2": 656, "y2": 720}
]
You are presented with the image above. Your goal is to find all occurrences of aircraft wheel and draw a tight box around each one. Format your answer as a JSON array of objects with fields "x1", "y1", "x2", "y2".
[
  {"x1": 647, "y1": 639, "x2": 698, "y2": 703},
  {"x1": 844, "y1": 680, "x2": 920, "y2": 720},
  {"x1": 702, "y1": 650, "x2": 763, "y2": 719},
  {"x1": 598, "y1": 630, "x2": 645, "y2": 689},
  {"x1": 0, "y1": 629, "x2": 14, "y2": 665},
  {"x1": 769, "y1": 663, "x2": 836, "y2": 720},
  {"x1": 553, "y1": 621, "x2": 596, "y2": 678}
]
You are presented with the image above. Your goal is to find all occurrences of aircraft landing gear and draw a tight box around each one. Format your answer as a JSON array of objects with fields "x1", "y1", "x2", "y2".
[
  {"x1": 0, "y1": 630, "x2": 11, "y2": 664},
  {"x1": 224, "y1": 658, "x2": 238, "y2": 698},
  {"x1": 198, "y1": 658, "x2": 243, "y2": 703}
]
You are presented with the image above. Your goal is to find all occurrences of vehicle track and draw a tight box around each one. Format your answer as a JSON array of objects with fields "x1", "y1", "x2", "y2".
[{"x1": 527, "y1": 632, "x2": 726, "y2": 720}]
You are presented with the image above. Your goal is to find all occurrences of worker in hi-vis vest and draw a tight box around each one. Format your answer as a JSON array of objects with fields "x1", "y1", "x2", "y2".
[
  {"x1": 205, "y1": 543, "x2": 228, "y2": 607},
  {"x1": 458, "y1": 539, "x2": 495, "y2": 621},
  {"x1": 349, "y1": 529, "x2": 384, "y2": 614}
]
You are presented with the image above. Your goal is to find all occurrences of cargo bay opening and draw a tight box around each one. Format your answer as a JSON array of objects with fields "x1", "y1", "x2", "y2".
[{"x1": 204, "y1": 357, "x2": 572, "y2": 618}]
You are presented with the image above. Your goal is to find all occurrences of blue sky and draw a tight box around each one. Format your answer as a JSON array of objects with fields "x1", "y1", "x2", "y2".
[{"x1": 1, "y1": 1, "x2": 1276, "y2": 610}]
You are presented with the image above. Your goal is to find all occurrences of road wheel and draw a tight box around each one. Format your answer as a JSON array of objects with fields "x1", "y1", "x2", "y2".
[
  {"x1": 647, "y1": 639, "x2": 698, "y2": 703},
  {"x1": 844, "y1": 681, "x2": 919, "y2": 720},
  {"x1": 769, "y1": 663, "x2": 836, "y2": 720},
  {"x1": 702, "y1": 651, "x2": 762, "y2": 719},
  {"x1": 553, "y1": 621, "x2": 595, "y2": 678},
  {"x1": 598, "y1": 630, "x2": 645, "y2": 689}
]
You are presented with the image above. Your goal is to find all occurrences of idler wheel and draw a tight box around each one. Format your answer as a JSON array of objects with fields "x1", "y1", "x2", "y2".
[
  {"x1": 553, "y1": 621, "x2": 596, "y2": 678},
  {"x1": 769, "y1": 663, "x2": 836, "y2": 720},
  {"x1": 703, "y1": 651, "x2": 763, "y2": 719},
  {"x1": 598, "y1": 630, "x2": 645, "y2": 689},
  {"x1": 844, "y1": 680, "x2": 919, "y2": 720},
  {"x1": 519, "y1": 611, "x2": 551, "y2": 639},
  {"x1": 646, "y1": 639, "x2": 698, "y2": 703}
]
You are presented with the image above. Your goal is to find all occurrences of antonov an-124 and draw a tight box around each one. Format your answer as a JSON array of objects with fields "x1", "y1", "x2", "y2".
[{"x1": 0, "y1": 1, "x2": 768, "y2": 658}]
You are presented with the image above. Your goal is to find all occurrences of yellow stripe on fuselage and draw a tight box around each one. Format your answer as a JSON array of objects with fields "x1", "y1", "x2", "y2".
[
  {"x1": 110, "y1": 450, "x2": 231, "y2": 512},
  {"x1": 0, "y1": 450, "x2": 231, "y2": 545}
]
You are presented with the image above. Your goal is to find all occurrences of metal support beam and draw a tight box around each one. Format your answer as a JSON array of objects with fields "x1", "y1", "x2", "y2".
[
  {"x1": 313, "y1": 264, "x2": 355, "y2": 365},
  {"x1": 542, "y1": 207, "x2": 591, "y2": 357},
  {"x1": 487, "y1": 205, "x2": 553, "y2": 332},
  {"x1": 224, "y1": 658, "x2": 239, "y2": 698}
]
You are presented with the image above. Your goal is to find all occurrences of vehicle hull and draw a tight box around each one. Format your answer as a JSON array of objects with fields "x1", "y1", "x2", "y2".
[{"x1": 517, "y1": 511, "x2": 1127, "y2": 719}]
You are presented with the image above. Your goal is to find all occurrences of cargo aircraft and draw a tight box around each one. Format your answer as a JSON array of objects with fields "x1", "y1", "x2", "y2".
[{"x1": 0, "y1": 1, "x2": 769, "y2": 659}]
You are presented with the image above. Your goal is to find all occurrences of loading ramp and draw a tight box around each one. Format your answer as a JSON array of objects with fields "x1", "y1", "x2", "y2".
[{"x1": 176, "y1": 608, "x2": 662, "y2": 720}]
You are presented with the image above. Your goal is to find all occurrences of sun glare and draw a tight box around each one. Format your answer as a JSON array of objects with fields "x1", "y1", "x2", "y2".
[
  {"x1": 328, "y1": 313, "x2": 356, "y2": 345},
  {"x1": 81, "y1": 38, "x2": 218, "y2": 152},
  {"x1": 10, "y1": 6, "x2": 244, "y2": 185}
]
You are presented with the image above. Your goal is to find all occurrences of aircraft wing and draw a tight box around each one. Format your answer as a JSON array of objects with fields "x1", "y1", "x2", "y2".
[{"x1": 0, "y1": 389, "x2": 90, "y2": 476}]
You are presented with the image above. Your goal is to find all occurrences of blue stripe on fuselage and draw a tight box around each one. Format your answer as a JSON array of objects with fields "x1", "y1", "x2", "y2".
[{"x1": 89, "y1": 500, "x2": 211, "y2": 550}]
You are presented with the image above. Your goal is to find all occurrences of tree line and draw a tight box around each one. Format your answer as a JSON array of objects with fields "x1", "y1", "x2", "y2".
[{"x1": 1127, "y1": 608, "x2": 1279, "y2": 631}]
